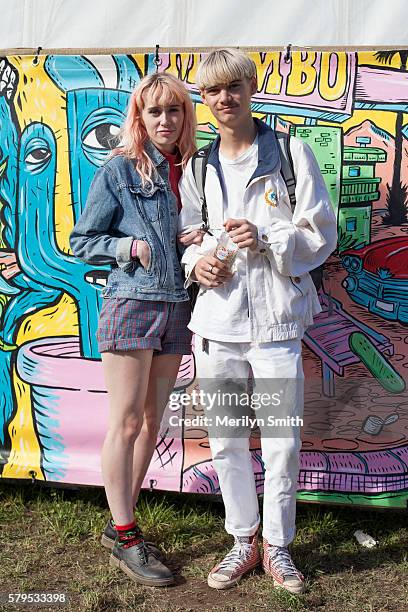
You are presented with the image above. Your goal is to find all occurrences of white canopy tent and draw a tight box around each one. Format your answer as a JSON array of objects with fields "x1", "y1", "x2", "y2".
[{"x1": 1, "y1": 0, "x2": 408, "y2": 50}]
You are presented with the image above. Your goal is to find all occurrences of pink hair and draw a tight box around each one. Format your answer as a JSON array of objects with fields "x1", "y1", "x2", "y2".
[{"x1": 112, "y1": 73, "x2": 197, "y2": 185}]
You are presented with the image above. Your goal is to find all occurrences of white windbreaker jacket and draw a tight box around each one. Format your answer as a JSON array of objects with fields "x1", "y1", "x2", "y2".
[{"x1": 178, "y1": 119, "x2": 338, "y2": 343}]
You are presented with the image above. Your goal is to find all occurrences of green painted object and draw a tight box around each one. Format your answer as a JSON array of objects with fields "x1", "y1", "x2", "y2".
[
  {"x1": 338, "y1": 204, "x2": 372, "y2": 250},
  {"x1": 343, "y1": 147, "x2": 387, "y2": 162},
  {"x1": 349, "y1": 332, "x2": 406, "y2": 394},
  {"x1": 292, "y1": 126, "x2": 342, "y2": 215}
]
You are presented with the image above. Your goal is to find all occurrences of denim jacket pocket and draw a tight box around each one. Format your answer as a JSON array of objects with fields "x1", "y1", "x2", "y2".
[
  {"x1": 139, "y1": 238, "x2": 154, "y2": 275},
  {"x1": 129, "y1": 183, "x2": 165, "y2": 222}
]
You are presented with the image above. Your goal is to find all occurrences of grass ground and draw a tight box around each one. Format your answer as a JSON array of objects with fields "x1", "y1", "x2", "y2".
[{"x1": 0, "y1": 482, "x2": 407, "y2": 611}]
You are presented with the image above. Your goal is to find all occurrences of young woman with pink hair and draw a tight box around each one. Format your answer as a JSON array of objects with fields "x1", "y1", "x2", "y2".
[{"x1": 70, "y1": 73, "x2": 197, "y2": 586}]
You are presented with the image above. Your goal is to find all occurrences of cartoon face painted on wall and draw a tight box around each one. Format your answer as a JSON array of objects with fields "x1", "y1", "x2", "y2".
[
  {"x1": 0, "y1": 54, "x2": 150, "y2": 478},
  {"x1": 36, "y1": 55, "x2": 146, "y2": 357},
  {"x1": 0, "y1": 60, "x2": 19, "y2": 251}
]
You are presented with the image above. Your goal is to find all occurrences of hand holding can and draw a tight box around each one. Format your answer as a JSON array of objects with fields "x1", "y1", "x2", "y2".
[{"x1": 213, "y1": 231, "x2": 239, "y2": 267}]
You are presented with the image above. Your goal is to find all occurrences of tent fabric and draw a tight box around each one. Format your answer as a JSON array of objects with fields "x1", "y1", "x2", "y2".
[{"x1": 1, "y1": 0, "x2": 408, "y2": 49}]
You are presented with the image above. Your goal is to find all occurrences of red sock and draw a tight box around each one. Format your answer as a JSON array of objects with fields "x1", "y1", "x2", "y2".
[{"x1": 115, "y1": 521, "x2": 144, "y2": 549}]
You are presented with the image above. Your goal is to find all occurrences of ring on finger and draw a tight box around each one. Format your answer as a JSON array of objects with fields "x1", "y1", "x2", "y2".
[{"x1": 209, "y1": 265, "x2": 214, "y2": 274}]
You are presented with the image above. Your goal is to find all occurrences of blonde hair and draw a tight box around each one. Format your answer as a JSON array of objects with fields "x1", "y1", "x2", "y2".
[
  {"x1": 113, "y1": 73, "x2": 196, "y2": 185},
  {"x1": 196, "y1": 48, "x2": 257, "y2": 90}
]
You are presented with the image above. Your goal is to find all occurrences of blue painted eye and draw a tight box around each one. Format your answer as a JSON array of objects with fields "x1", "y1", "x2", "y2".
[
  {"x1": 83, "y1": 123, "x2": 120, "y2": 150},
  {"x1": 25, "y1": 148, "x2": 51, "y2": 164},
  {"x1": 82, "y1": 122, "x2": 122, "y2": 165},
  {"x1": 80, "y1": 107, "x2": 125, "y2": 166},
  {"x1": 24, "y1": 138, "x2": 52, "y2": 172}
]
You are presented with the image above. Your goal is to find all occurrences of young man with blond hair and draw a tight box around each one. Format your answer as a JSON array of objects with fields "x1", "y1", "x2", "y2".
[{"x1": 178, "y1": 49, "x2": 337, "y2": 594}]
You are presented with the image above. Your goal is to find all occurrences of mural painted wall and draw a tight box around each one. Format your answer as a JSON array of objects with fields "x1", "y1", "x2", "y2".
[{"x1": 0, "y1": 50, "x2": 408, "y2": 509}]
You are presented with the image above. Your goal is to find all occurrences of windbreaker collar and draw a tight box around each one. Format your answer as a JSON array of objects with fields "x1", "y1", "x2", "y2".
[{"x1": 207, "y1": 117, "x2": 281, "y2": 184}]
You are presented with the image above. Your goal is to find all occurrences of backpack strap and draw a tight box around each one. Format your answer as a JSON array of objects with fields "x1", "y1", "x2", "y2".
[
  {"x1": 193, "y1": 134, "x2": 296, "y2": 216},
  {"x1": 191, "y1": 144, "x2": 212, "y2": 228},
  {"x1": 276, "y1": 131, "x2": 324, "y2": 291},
  {"x1": 276, "y1": 131, "x2": 296, "y2": 212}
]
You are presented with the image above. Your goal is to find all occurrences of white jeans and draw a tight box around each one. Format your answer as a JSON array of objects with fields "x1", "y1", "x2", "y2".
[{"x1": 194, "y1": 337, "x2": 304, "y2": 547}]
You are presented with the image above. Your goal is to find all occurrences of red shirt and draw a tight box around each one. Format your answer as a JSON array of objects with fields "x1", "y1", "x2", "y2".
[{"x1": 162, "y1": 150, "x2": 182, "y2": 212}]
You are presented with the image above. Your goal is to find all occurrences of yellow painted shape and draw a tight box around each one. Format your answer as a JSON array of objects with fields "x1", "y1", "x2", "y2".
[
  {"x1": 2, "y1": 57, "x2": 80, "y2": 479},
  {"x1": 129, "y1": 54, "x2": 147, "y2": 79},
  {"x1": 286, "y1": 52, "x2": 317, "y2": 97},
  {"x1": 319, "y1": 53, "x2": 348, "y2": 102},
  {"x1": 2, "y1": 56, "x2": 83, "y2": 479},
  {"x1": 16, "y1": 293, "x2": 78, "y2": 343},
  {"x1": 358, "y1": 50, "x2": 405, "y2": 69},
  {"x1": 251, "y1": 52, "x2": 283, "y2": 95},
  {"x1": 9, "y1": 55, "x2": 73, "y2": 255},
  {"x1": 2, "y1": 369, "x2": 44, "y2": 481},
  {"x1": 2, "y1": 293, "x2": 78, "y2": 480},
  {"x1": 321, "y1": 109, "x2": 398, "y2": 137},
  {"x1": 166, "y1": 52, "x2": 200, "y2": 85},
  {"x1": 196, "y1": 103, "x2": 212, "y2": 125},
  {"x1": 196, "y1": 101, "x2": 265, "y2": 129}
]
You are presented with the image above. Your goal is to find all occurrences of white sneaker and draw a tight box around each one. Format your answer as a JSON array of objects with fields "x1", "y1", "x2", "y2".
[
  {"x1": 207, "y1": 533, "x2": 261, "y2": 590},
  {"x1": 263, "y1": 541, "x2": 305, "y2": 594}
]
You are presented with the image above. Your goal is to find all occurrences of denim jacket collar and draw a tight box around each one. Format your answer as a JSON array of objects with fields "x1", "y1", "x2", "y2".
[
  {"x1": 144, "y1": 139, "x2": 167, "y2": 168},
  {"x1": 207, "y1": 117, "x2": 280, "y2": 185}
]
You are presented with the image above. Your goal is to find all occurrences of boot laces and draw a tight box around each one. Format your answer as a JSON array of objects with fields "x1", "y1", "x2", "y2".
[{"x1": 135, "y1": 541, "x2": 148, "y2": 564}]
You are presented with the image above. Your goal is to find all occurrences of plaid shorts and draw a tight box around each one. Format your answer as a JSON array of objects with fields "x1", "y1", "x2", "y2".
[{"x1": 97, "y1": 298, "x2": 192, "y2": 354}]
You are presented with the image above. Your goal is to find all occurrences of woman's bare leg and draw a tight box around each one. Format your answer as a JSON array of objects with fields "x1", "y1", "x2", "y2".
[
  {"x1": 131, "y1": 353, "x2": 182, "y2": 506},
  {"x1": 100, "y1": 349, "x2": 153, "y2": 526}
]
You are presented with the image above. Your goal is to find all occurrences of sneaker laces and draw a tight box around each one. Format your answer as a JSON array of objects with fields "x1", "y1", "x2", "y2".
[
  {"x1": 216, "y1": 537, "x2": 254, "y2": 574},
  {"x1": 266, "y1": 546, "x2": 301, "y2": 579}
]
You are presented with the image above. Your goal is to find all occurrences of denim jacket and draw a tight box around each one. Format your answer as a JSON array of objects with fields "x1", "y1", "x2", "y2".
[{"x1": 70, "y1": 142, "x2": 189, "y2": 301}]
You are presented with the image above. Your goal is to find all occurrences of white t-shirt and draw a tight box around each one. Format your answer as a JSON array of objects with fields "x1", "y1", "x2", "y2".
[{"x1": 188, "y1": 138, "x2": 258, "y2": 342}]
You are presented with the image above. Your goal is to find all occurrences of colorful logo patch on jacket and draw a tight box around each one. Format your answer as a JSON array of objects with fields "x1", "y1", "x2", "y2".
[{"x1": 265, "y1": 189, "x2": 278, "y2": 207}]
